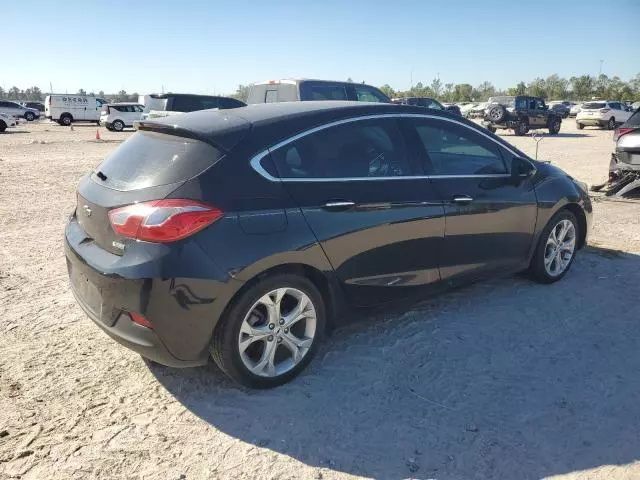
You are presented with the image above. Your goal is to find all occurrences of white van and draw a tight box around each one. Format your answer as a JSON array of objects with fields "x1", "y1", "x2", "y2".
[{"x1": 45, "y1": 94, "x2": 107, "y2": 126}]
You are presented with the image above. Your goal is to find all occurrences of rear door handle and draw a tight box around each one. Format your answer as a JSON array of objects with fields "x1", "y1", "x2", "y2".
[
  {"x1": 451, "y1": 195, "x2": 473, "y2": 204},
  {"x1": 323, "y1": 201, "x2": 355, "y2": 211}
]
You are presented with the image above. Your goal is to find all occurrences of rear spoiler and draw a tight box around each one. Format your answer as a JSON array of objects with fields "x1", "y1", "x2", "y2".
[{"x1": 134, "y1": 120, "x2": 227, "y2": 152}]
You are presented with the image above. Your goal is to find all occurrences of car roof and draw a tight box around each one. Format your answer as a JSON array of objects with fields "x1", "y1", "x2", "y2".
[
  {"x1": 138, "y1": 101, "x2": 463, "y2": 152},
  {"x1": 148, "y1": 93, "x2": 233, "y2": 99},
  {"x1": 106, "y1": 102, "x2": 143, "y2": 106}
]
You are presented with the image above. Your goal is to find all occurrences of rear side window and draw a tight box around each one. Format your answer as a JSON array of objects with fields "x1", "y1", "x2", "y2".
[
  {"x1": 92, "y1": 131, "x2": 221, "y2": 191},
  {"x1": 353, "y1": 86, "x2": 388, "y2": 103},
  {"x1": 412, "y1": 119, "x2": 507, "y2": 175},
  {"x1": 299, "y1": 82, "x2": 348, "y2": 101},
  {"x1": 625, "y1": 110, "x2": 640, "y2": 126},
  {"x1": 171, "y1": 96, "x2": 220, "y2": 112},
  {"x1": 270, "y1": 118, "x2": 412, "y2": 179}
]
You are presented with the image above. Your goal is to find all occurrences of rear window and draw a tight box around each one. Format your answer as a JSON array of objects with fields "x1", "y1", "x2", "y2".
[
  {"x1": 92, "y1": 131, "x2": 221, "y2": 191},
  {"x1": 625, "y1": 110, "x2": 640, "y2": 126},
  {"x1": 583, "y1": 102, "x2": 606, "y2": 109},
  {"x1": 171, "y1": 96, "x2": 220, "y2": 112},
  {"x1": 299, "y1": 82, "x2": 348, "y2": 101}
]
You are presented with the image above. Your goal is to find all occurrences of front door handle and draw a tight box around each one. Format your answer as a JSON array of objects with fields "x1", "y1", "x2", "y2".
[
  {"x1": 452, "y1": 195, "x2": 473, "y2": 204},
  {"x1": 323, "y1": 201, "x2": 355, "y2": 211}
]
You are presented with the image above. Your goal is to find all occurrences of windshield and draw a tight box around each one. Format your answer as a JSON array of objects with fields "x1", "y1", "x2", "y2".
[{"x1": 583, "y1": 102, "x2": 606, "y2": 109}]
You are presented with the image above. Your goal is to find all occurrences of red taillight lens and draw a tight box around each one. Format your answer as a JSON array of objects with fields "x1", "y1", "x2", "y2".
[
  {"x1": 613, "y1": 127, "x2": 634, "y2": 142},
  {"x1": 599, "y1": 108, "x2": 610, "y2": 113},
  {"x1": 130, "y1": 312, "x2": 153, "y2": 329},
  {"x1": 108, "y1": 199, "x2": 223, "y2": 243}
]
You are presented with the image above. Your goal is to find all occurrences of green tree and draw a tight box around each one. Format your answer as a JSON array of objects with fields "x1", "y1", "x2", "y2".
[
  {"x1": 24, "y1": 86, "x2": 43, "y2": 101},
  {"x1": 453, "y1": 84, "x2": 473, "y2": 102},
  {"x1": 77, "y1": 88, "x2": 87, "y2": 95},
  {"x1": 544, "y1": 74, "x2": 568, "y2": 100},
  {"x1": 379, "y1": 84, "x2": 395, "y2": 98},
  {"x1": 8, "y1": 86, "x2": 21, "y2": 100},
  {"x1": 0, "y1": 86, "x2": 4, "y2": 99},
  {"x1": 569, "y1": 75, "x2": 594, "y2": 100},
  {"x1": 230, "y1": 84, "x2": 250, "y2": 103},
  {"x1": 475, "y1": 81, "x2": 495, "y2": 101},
  {"x1": 98, "y1": 90, "x2": 105, "y2": 98},
  {"x1": 430, "y1": 77, "x2": 442, "y2": 98},
  {"x1": 527, "y1": 78, "x2": 547, "y2": 98},
  {"x1": 442, "y1": 83, "x2": 454, "y2": 102}
]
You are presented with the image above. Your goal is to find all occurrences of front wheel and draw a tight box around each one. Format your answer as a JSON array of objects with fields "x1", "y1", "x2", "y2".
[
  {"x1": 24, "y1": 112, "x2": 35, "y2": 121},
  {"x1": 577, "y1": 122, "x2": 584, "y2": 130},
  {"x1": 112, "y1": 120, "x2": 124, "y2": 132},
  {"x1": 211, "y1": 274, "x2": 325, "y2": 388},
  {"x1": 529, "y1": 210, "x2": 579, "y2": 284},
  {"x1": 607, "y1": 117, "x2": 616, "y2": 130}
]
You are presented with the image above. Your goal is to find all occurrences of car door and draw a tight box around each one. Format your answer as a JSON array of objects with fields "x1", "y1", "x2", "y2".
[
  {"x1": 267, "y1": 116, "x2": 445, "y2": 306},
  {"x1": 409, "y1": 116, "x2": 538, "y2": 281}
]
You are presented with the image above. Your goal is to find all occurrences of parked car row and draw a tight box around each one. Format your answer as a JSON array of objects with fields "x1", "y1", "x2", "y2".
[{"x1": 0, "y1": 100, "x2": 41, "y2": 121}]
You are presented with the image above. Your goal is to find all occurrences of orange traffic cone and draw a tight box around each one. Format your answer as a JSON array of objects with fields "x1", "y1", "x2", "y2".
[{"x1": 95, "y1": 129, "x2": 101, "y2": 140}]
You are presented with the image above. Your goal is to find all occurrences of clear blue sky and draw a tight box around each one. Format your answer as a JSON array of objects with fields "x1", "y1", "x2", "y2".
[{"x1": 3, "y1": 0, "x2": 639, "y2": 95}]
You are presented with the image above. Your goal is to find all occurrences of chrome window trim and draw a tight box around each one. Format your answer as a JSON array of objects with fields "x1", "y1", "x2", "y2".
[{"x1": 249, "y1": 113, "x2": 536, "y2": 182}]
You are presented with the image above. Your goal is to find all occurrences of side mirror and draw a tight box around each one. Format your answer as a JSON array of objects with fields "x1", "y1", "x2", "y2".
[{"x1": 511, "y1": 157, "x2": 536, "y2": 180}]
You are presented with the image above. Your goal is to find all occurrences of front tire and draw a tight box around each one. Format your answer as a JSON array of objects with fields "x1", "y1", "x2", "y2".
[
  {"x1": 211, "y1": 274, "x2": 326, "y2": 388},
  {"x1": 577, "y1": 122, "x2": 584, "y2": 130},
  {"x1": 60, "y1": 114, "x2": 72, "y2": 126},
  {"x1": 548, "y1": 118, "x2": 561, "y2": 135},
  {"x1": 112, "y1": 120, "x2": 124, "y2": 132},
  {"x1": 529, "y1": 210, "x2": 579, "y2": 284},
  {"x1": 24, "y1": 112, "x2": 35, "y2": 121}
]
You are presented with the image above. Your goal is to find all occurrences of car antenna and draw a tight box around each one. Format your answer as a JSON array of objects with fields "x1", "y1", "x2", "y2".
[{"x1": 531, "y1": 133, "x2": 545, "y2": 161}]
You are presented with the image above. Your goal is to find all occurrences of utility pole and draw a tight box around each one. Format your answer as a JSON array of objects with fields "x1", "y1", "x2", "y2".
[
  {"x1": 410, "y1": 69, "x2": 414, "y2": 90},
  {"x1": 599, "y1": 60, "x2": 603, "y2": 76}
]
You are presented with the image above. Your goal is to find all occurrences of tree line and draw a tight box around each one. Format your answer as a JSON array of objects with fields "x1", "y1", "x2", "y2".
[
  {"x1": 380, "y1": 73, "x2": 640, "y2": 103},
  {"x1": 4, "y1": 72, "x2": 639, "y2": 105},
  {"x1": 0, "y1": 87, "x2": 139, "y2": 103}
]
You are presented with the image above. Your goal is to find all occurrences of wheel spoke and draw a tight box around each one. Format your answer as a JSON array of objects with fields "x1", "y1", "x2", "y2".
[
  {"x1": 282, "y1": 294, "x2": 311, "y2": 328},
  {"x1": 239, "y1": 322, "x2": 270, "y2": 352},
  {"x1": 253, "y1": 340, "x2": 278, "y2": 376},
  {"x1": 258, "y1": 288, "x2": 287, "y2": 324},
  {"x1": 281, "y1": 333, "x2": 313, "y2": 364}
]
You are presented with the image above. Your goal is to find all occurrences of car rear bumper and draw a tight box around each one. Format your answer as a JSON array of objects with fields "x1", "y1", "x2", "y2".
[
  {"x1": 64, "y1": 215, "x2": 237, "y2": 367},
  {"x1": 576, "y1": 117, "x2": 606, "y2": 126}
]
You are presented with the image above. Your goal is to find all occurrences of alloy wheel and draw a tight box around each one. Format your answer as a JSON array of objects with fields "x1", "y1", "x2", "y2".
[
  {"x1": 544, "y1": 219, "x2": 576, "y2": 277},
  {"x1": 238, "y1": 287, "x2": 317, "y2": 378}
]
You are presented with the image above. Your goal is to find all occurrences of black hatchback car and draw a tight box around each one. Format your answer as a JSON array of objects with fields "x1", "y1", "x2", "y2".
[{"x1": 65, "y1": 101, "x2": 592, "y2": 388}]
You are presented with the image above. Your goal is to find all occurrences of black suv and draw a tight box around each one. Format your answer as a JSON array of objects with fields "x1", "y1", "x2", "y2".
[
  {"x1": 482, "y1": 96, "x2": 562, "y2": 136},
  {"x1": 247, "y1": 79, "x2": 390, "y2": 104}
]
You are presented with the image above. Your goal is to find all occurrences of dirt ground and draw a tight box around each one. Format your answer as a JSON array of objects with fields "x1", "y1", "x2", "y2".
[{"x1": 1, "y1": 119, "x2": 639, "y2": 480}]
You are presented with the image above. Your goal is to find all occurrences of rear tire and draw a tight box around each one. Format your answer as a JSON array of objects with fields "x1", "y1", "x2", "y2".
[
  {"x1": 0, "y1": 121, "x2": 6, "y2": 133},
  {"x1": 529, "y1": 210, "x2": 579, "y2": 284},
  {"x1": 548, "y1": 118, "x2": 561, "y2": 135},
  {"x1": 577, "y1": 122, "x2": 584, "y2": 130},
  {"x1": 211, "y1": 274, "x2": 326, "y2": 388},
  {"x1": 607, "y1": 117, "x2": 616, "y2": 130},
  {"x1": 60, "y1": 114, "x2": 72, "y2": 126},
  {"x1": 514, "y1": 118, "x2": 529, "y2": 136},
  {"x1": 24, "y1": 112, "x2": 35, "y2": 121}
]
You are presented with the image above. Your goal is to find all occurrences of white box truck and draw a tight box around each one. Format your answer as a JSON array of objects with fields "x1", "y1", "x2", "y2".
[{"x1": 45, "y1": 94, "x2": 107, "y2": 126}]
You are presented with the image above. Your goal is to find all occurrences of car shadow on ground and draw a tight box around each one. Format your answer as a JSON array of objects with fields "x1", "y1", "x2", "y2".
[
  {"x1": 1, "y1": 130, "x2": 31, "y2": 134},
  {"x1": 150, "y1": 246, "x2": 640, "y2": 479}
]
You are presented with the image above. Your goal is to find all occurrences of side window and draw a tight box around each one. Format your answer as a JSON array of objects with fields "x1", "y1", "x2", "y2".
[
  {"x1": 609, "y1": 102, "x2": 620, "y2": 110},
  {"x1": 353, "y1": 86, "x2": 386, "y2": 103},
  {"x1": 516, "y1": 97, "x2": 528, "y2": 109},
  {"x1": 300, "y1": 82, "x2": 348, "y2": 101},
  {"x1": 270, "y1": 118, "x2": 413, "y2": 179},
  {"x1": 536, "y1": 99, "x2": 546, "y2": 110},
  {"x1": 413, "y1": 119, "x2": 507, "y2": 175},
  {"x1": 265, "y1": 90, "x2": 278, "y2": 103}
]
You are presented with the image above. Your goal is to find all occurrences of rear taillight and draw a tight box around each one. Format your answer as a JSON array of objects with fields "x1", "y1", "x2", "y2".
[
  {"x1": 613, "y1": 127, "x2": 635, "y2": 142},
  {"x1": 129, "y1": 312, "x2": 153, "y2": 329},
  {"x1": 599, "y1": 108, "x2": 610, "y2": 113},
  {"x1": 108, "y1": 199, "x2": 223, "y2": 243}
]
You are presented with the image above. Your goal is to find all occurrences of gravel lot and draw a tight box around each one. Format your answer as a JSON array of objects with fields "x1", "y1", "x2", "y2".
[{"x1": 1, "y1": 119, "x2": 639, "y2": 480}]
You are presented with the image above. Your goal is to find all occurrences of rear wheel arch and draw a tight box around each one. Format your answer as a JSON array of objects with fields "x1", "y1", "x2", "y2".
[{"x1": 216, "y1": 263, "x2": 338, "y2": 337}]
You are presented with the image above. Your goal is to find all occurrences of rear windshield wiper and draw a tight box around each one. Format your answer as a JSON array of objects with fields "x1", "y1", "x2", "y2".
[{"x1": 96, "y1": 171, "x2": 107, "y2": 181}]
